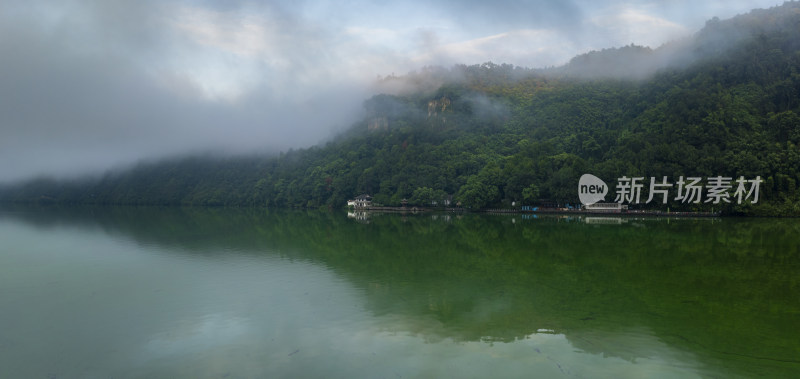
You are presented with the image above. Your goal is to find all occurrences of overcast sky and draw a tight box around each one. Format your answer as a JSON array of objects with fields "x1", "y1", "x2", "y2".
[{"x1": 0, "y1": 0, "x2": 785, "y2": 183}]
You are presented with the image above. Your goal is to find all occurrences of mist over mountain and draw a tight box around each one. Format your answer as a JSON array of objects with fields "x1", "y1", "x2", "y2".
[
  {"x1": 550, "y1": 3, "x2": 800, "y2": 79},
  {"x1": 2, "y1": 0, "x2": 788, "y2": 183},
  {"x1": 2, "y1": 2, "x2": 800, "y2": 215}
]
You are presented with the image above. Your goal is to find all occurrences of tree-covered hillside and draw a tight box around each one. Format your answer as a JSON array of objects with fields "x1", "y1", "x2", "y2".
[{"x1": 3, "y1": 2, "x2": 800, "y2": 215}]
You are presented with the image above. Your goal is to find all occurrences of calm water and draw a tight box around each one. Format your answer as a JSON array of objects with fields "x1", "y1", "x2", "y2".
[{"x1": 1, "y1": 207, "x2": 798, "y2": 378}]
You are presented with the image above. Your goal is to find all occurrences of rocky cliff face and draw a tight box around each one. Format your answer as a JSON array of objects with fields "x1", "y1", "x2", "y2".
[
  {"x1": 427, "y1": 96, "x2": 451, "y2": 126},
  {"x1": 427, "y1": 96, "x2": 451, "y2": 118},
  {"x1": 367, "y1": 116, "x2": 388, "y2": 131}
]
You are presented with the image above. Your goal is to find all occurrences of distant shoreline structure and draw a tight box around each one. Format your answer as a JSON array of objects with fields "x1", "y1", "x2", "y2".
[{"x1": 347, "y1": 205, "x2": 721, "y2": 217}]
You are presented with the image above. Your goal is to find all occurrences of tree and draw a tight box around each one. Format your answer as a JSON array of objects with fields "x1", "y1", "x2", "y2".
[
  {"x1": 457, "y1": 175, "x2": 500, "y2": 209},
  {"x1": 522, "y1": 184, "x2": 540, "y2": 204}
]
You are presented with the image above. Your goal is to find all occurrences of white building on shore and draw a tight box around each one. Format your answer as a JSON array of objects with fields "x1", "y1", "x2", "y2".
[
  {"x1": 583, "y1": 202, "x2": 628, "y2": 213},
  {"x1": 347, "y1": 194, "x2": 372, "y2": 209}
]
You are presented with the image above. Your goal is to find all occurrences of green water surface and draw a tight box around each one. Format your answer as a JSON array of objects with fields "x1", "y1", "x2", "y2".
[{"x1": 0, "y1": 207, "x2": 798, "y2": 378}]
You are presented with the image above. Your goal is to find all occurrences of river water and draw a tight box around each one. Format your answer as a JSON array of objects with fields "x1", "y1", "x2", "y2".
[{"x1": 1, "y1": 206, "x2": 798, "y2": 378}]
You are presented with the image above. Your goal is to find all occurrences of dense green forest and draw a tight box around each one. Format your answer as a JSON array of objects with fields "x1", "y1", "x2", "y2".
[{"x1": 2, "y1": 3, "x2": 800, "y2": 215}]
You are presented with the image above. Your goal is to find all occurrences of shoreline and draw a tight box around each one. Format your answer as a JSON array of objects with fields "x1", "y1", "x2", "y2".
[{"x1": 349, "y1": 206, "x2": 722, "y2": 217}]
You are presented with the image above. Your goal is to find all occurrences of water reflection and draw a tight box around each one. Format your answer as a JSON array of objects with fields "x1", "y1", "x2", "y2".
[
  {"x1": 1, "y1": 206, "x2": 799, "y2": 378},
  {"x1": 584, "y1": 216, "x2": 628, "y2": 225}
]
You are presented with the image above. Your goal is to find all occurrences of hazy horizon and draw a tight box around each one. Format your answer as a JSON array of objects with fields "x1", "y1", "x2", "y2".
[{"x1": 0, "y1": 0, "x2": 785, "y2": 183}]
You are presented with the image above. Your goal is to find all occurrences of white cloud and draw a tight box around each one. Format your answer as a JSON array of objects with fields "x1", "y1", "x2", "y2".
[
  {"x1": 413, "y1": 28, "x2": 579, "y2": 68},
  {"x1": 590, "y1": 6, "x2": 691, "y2": 48},
  {"x1": 0, "y1": 0, "x2": 788, "y2": 183}
]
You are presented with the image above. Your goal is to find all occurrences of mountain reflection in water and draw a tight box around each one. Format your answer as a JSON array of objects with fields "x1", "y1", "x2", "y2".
[{"x1": 1, "y1": 206, "x2": 798, "y2": 378}]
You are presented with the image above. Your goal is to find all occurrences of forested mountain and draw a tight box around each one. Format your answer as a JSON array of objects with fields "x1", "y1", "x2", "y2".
[{"x1": 3, "y1": 2, "x2": 800, "y2": 215}]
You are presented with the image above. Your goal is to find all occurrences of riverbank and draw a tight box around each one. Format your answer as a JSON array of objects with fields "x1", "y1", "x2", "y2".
[
  {"x1": 483, "y1": 208, "x2": 721, "y2": 217},
  {"x1": 350, "y1": 206, "x2": 721, "y2": 217}
]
